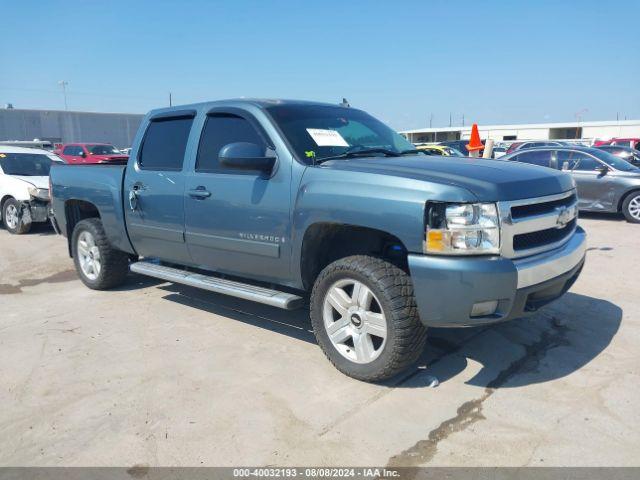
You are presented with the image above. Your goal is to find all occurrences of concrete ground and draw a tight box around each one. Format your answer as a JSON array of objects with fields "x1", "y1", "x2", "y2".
[{"x1": 0, "y1": 214, "x2": 638, "y2": 467}]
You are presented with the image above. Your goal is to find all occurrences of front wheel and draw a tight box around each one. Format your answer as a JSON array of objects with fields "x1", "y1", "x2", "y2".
[
  {"x1": 72, "y1": 218, "x2": 130, "y2": 289},
  {"x1": 310, "y1": 255, "x2": 427, "y2": 382},
  {"x1": 2, "y1": 198, "x2": 31, "y2": 234},
  {"x1": 622, "y1": 192, "x2": 640, "y2": 223}
]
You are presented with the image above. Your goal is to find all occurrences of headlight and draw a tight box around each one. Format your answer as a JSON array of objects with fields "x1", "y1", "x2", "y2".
[
  {"x1": 28, "y1": 186, "x2": 50, "y2": 201},
  {"x1": 424, "y1": 202, "x2": 500, "y2": 255}
]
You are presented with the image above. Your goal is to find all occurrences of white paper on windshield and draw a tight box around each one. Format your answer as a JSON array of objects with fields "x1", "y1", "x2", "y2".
[{"x1": 306, "y1": 128, "x2": 349, "y2": 147}]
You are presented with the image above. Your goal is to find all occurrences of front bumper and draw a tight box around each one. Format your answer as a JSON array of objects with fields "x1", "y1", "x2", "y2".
[
  {"x1": 25, "y1": 199, "x2": 50, "y2": 223},
  {"x1": 408, "y1": 227, "x2": 586, "y2": 327}
]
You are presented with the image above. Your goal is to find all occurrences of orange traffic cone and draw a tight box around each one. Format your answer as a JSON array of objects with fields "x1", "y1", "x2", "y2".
[{"x1": 466, "y1": 124, "x2": 483, "y2": 157}]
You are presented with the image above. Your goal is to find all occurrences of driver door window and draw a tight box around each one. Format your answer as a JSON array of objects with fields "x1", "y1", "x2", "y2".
[
  {"x1": 196, "y1": 114, "x2": 266, "y2": 173},
  {"x1": 557, "y1": 151, "x2": 599, "y2": 171}
]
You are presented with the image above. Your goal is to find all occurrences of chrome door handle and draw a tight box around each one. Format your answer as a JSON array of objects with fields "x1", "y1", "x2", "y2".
[
  {"x1": 129, "y1": 189, "x2": 138, "y2": 210},
  {"x1": 129, "y1": 183, "x2": 146, "y2": 210},
  {"x1": 188, "y1": 187, "x2": 211, "y2": 199}
]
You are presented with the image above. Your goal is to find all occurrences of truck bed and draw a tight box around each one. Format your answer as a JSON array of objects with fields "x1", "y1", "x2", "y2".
[{"x1": 49, "y1": 164, "x2": 135, "y2": 255}]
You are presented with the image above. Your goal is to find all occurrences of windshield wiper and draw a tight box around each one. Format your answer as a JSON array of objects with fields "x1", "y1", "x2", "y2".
[
  {"x1": 398, "y1": 149, "x2": 425, "y2": 155},
  {"x1": 315, "y1": 147, "x2": 401, "y2": 164}
]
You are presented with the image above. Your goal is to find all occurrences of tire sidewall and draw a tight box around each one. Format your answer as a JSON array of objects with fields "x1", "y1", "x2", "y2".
[
  {"x1": 2, "y1": 198, "x2": 30, "y2": 234},
  {"x1": 311, "y1": 261, "x2": 404, "y2": 380},
  {"x1": 623, "y1": 192, "x2": 640, "y2": 223},
  {"x1": 72, "y1": 220, "x2": 107, "y2": 288}
]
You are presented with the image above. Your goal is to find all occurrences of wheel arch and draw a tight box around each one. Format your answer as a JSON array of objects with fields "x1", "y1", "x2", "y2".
[
  {"x1": 64, "y1": 199, "x2": 101, "y2": 257},
  {"x1": 0, "y1": 194, "x2": 15, "y2": 213},
  {"x1": 617, "y1": 188, "x2": 640, "y2": 212},
  {"x1": 299, "y1": 222, "x2": 409, "y2": 291}
]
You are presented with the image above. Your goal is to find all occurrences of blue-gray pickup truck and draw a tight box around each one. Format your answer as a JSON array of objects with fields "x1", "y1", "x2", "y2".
[{"x1": 50, "y1": 99, "x2": 586, "y2": 381}]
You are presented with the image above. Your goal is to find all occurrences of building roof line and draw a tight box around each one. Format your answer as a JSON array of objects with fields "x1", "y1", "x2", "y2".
[{"x1": 400, "y1": 119, "x2": 640, "y2": 134}]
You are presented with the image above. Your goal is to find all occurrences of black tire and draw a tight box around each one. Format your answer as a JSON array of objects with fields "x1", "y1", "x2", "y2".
[
  {"x1": 2, "y1": 198, "x2": 31, "y2": 234},
  {"x1": 622, "y1": 191, "x2": 640, "y2": 223},
  {"x1": 72, "y1": 218, "x2": 129, "y2": 290},
  {"x1": 310, "y1": 255, "x2": 427, "y2": 382}
]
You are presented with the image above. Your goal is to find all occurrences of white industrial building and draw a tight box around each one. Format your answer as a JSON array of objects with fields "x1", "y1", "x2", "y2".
[{"x1": 400, "y1": 119, "x2": 640, "y2": 144}]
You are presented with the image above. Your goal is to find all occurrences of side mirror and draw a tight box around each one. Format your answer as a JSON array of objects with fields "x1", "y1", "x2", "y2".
[
  {"x1": 219, "y1": 142, "x2": 275, "y2": 172},
  {"x1": 597, "y1": 164, "x2": 609, "y2": 175},
  {"x1": 79, "y1": 151, "x2": 87, "y2": 158}
]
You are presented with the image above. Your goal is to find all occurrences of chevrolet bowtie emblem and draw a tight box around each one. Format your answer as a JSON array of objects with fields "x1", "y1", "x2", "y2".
[{"x1": 556, "y1": 206, "x2": 574, "y2": 228}]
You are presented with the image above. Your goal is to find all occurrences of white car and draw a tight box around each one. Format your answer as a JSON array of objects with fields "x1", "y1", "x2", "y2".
[{"x1": 0, "y1": 146, "x2": 64, "y2": 234}]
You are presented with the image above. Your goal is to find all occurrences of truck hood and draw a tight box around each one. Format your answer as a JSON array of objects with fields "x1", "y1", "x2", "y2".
[
  {"x1": 322, "y1": 155, "x2": 575, "y2": 201},
  {"x1": 10, "y1": 175, "x2": 50, "y2": 189}
]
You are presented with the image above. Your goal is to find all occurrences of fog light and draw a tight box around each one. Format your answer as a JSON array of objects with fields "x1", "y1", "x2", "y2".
[{"x1": 470, "y1": 300, "x2": 498, "y2": 317}]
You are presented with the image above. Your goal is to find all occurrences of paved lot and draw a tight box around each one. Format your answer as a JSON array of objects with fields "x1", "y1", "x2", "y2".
[{"x1": 0, "y1": 214, "x2": 638, "y2": 467}]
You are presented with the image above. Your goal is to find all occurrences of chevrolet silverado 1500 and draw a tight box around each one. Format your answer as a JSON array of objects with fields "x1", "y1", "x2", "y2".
[{"x1": 50, "y1": 99, "x2": 586, "y2": 381}]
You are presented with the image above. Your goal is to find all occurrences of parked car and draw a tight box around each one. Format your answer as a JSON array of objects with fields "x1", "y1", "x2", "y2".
[
  {"x1": 55, "y1": 143, "x2": 129, "y2": 164},
  {"x1": 595, "y1": 145, "x2": 640, "y2": 167},
  {"x1": 503, "y1": 146, "x2": 640, "y2": 223},
  {"x1": 438, "y1": 139, "x2": 485, "y2": 156},
  {"x1": 50, "y1": 99, "x2": 586, "y2": 381},
  {"x1": 593, "y1": 138, "x2": 640, "y2": 150},
  {"x1": 505, "y1": 140, "x2": 565, "y2": 155},
  {"x1": 0, "y1": 140, "x2": 55, "y2": 151},
  {"x1": 492, "y1": 145, "x2": 508, "y2": 158},
  {"x1": 0, "y1": 146, "x2": 63, "y2": 234},
  {"x1": 415, "y1": 144, "x2": 465, "y2": 156}
]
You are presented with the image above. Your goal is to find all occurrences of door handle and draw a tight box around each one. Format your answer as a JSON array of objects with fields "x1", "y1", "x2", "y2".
[
  {"x1": 188, "y1": 187, "x2": 211, "y2": 199},
  {"x1": 129, "y1": 183, "x2": 146, "y2": 210}
]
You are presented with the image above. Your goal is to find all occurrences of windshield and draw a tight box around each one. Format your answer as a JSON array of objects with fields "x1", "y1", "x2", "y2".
[
  {"x1": 0, "y1": 153, "x2": 57, "y2": 176},
  {"x1": 88, "y1": 144, "x2": 120, "y2": 155},
  {"x1": 266, "y1": 104, "x2": 415, "y2": 163},
  {"x1": 590, "y1": 149, "x2": 639, "y2": 172}
]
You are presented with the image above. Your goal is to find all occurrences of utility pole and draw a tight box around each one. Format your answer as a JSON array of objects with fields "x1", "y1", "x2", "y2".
[
  {"x1": 58, "y1": 80, "x2": 68, "y2": 110},
  {"x1": 449, "y1": 112, "x2": 452, "y2": 127},
  {"x1": 169, "y1": 92, "x2": 172, "y2": 107},
  {"x1": 429, "y1": 113, "x2": 433, "y2": 128},
  {"x1": 462, "y1": 114, "x2": 465, "y2": 127}
]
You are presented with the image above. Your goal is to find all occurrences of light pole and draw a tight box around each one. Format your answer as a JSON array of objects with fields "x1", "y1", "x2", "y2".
[{"x1": 58, "y1": 81, "x2": 69, "y2": 110}]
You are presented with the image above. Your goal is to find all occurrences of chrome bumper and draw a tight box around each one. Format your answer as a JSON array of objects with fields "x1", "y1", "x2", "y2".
[{"x1": 514, "y1": 228, "x2": 587, "y2": 289}]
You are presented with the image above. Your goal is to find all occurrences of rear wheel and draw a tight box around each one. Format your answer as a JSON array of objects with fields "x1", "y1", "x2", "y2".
[
  {"x1": 2, "y1": 198, "x2": 31, "y2": 234},
  {"x1": 310, "y1": 255, "x2": 427, "y2": 382},
  {"x1": 622, "y1": 192, "x2": 640, "y2": 223},
  {"x1": 72, "y1": 218, "x2": 129, "y2": 289}
]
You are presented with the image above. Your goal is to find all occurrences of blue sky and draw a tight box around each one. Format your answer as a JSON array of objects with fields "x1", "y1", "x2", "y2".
[{"x1": 1, "y1": 0, "x2": 639, "y2": 130}]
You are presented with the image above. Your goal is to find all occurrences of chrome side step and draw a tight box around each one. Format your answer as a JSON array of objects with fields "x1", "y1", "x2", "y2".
[{"x1": 130, "y1": 260, "x2": 304, "y2": 310}]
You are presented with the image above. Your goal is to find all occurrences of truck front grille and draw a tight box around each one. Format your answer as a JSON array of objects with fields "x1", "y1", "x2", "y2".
[
  {"x1": 513, "y1": 218, "x2": 577, "y2": 251},
  {"x1": 498, "y1": 190, "x2": 578, "y2": 259}
]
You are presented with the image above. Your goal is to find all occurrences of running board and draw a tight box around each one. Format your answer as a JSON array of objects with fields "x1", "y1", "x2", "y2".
[{"x1": 130, "y1": 260, "x2": 304, "y2": 310}]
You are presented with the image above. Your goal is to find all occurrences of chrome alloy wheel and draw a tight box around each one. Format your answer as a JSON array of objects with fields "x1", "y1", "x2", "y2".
[
  {"x1": 629, "y1": 195, "x2": 640, "y2": 221},
  {"x1": 5, "y1": 204, "x2": 19, "y2": 230},
  {"x1": 323, "y1": 278, "x2": 387, "y2": 364},
  {"x1": 77, "y1": 231, "x2": 101, "y2": 281}
]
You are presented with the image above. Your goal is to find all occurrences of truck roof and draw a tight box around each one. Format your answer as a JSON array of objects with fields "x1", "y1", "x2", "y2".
[{"x1": 146, "y1": 98, "x2": 342, "y2": 118}]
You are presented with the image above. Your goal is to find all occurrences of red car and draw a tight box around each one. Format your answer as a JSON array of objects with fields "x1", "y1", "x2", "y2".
[
  {"x1": 593, "y1": 138, "x2": 640, "y2": 150},
  {"x1": 55, "y1": 143, "x2": 129, "y2": 164}
]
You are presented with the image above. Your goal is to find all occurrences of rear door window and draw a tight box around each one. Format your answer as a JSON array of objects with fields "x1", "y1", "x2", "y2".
[
  {"x1": 513, "y1": 150, "x2": 552, "y2": 167},
  {"x1": 63, "y1": 146, "x2": 79, "y2": 155},
  {"x1": 139, "y1": 117, "x2": 194, "y2": 171}
]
